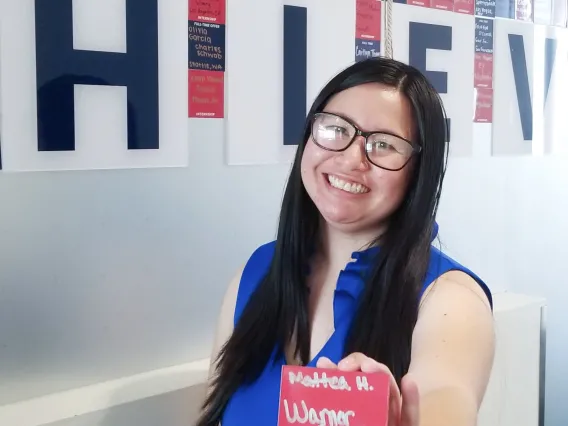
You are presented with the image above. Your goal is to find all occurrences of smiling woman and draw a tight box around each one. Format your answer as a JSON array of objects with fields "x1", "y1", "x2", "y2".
[
  {"x1": 301, "y1": 85, "x2": 419, "y2": 234},
  {"x1": 196, "y1": 57, "x2": 494, "y2": 426}
]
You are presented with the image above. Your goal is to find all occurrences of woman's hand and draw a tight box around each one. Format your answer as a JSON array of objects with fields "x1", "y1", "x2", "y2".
[{"x1": 317, "y1": 353, "x2": 419, "y2": 426}]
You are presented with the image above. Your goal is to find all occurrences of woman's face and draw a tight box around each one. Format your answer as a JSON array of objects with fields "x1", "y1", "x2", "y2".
[{"x1": 301, "y1": 83, "x2": 416, "y2": 234}]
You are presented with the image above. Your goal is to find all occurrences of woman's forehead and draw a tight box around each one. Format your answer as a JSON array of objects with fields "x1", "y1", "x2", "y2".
[{"x1": 323, "y1": 84, "x2": 414, "y2": 140}]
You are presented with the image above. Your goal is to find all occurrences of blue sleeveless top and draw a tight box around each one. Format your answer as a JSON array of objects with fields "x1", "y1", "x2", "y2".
[{"x1": 221, "y1": 225, "x2": 491, "y2": 425}]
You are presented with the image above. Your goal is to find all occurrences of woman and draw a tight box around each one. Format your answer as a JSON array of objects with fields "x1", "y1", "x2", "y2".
[{"x1": 197, "y1": 57, "x2": 495, "y2": 426}]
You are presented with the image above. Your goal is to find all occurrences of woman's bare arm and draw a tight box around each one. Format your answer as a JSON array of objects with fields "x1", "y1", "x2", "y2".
[{"x1": 408, "y1": 270, "x2": 495, "y2": 426}]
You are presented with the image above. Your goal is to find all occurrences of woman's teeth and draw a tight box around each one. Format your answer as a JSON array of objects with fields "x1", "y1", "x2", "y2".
[{"x1": 327, "y1": 175, "x2": 369, "y2": 194}]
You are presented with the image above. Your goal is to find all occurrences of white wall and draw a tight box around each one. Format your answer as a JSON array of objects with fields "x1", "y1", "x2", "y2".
[
  {"x1": 0, "y1": 0, "x2": 567, "y2": 425},
  {"x1": 437, "y1": 131, "x2": 568, "y2": 426}
]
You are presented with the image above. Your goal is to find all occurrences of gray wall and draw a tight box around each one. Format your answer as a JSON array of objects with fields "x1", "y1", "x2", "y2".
[{"x1": 0, "y1": 119, "x2": 290, "y2": 405}]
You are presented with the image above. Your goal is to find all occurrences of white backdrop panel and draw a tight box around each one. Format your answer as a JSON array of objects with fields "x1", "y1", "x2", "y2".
[
  {"x1": 492, "y1": 19, "x2": 534, "y2": 156},
  {"x1": 226, "y1": 0, "x2": 356, "y2": 165},
  {"x1": 0, "y1": 0, "x2": 188, "y2": 172},
  {"x1": 306, "y1": 0, "x2": 356, "y2": 110},
  {"x1": 535, "y1": 24, "x2": 568, "y2": 155},
  {"x1": 391, "y1": 4, "x2": 475, "y2": 157}
]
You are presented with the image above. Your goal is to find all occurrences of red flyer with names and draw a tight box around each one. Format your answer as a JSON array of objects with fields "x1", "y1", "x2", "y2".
[
  {"x1": 431, "y1": 0, "x2": 454, "y2": 10},
  {"x1": 355, "y1": 0, "x2": 382, "y2": 62},
  {"x1": 356, "y1": 0, "x2": 381, "y2": 40},
  {"x1": 188, "y1": 70, "x2": 224, "y2": 118},
  {"x1": 473, "y1": 17, "x2": 494, "y2": 97},
  {"x1": 409, "y1": 0, "x2": 432, "y2": 7},
  {"x1": 188, "y1": 0, "x2": 226, "y2": 118},
  {"x1": 474, "y1": 53, "x2": 493, "y2": 88},
  {"x1": 515, "y1": 0, "x2": 533, "y2": 21},
  {"x1": 189, "y1": 0, "x2": 226, "y2": 24},
  {"x1": 454, "y1": 0, "x2": 475, "y2": 13},
  {"x1": 474, "y1": 88, "x2": 493, "y2": 123},
  {"x1": 278, "y1": 366, "x2": 390, "y2": 426}
]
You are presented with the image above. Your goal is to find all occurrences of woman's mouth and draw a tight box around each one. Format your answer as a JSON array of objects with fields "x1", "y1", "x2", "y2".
[{"x1": 326, "y1": 174, "x2": 370, "y2": 194}]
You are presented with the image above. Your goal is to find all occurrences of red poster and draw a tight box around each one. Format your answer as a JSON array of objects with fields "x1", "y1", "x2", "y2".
[
  {"x1": 431, "y1": 0, "x2": 454, "y2": 10},
  {"x1": 189, "y1": 0, "x2": 226, "y2": 118},
  {"x1": 188, "y1": 70, "x2": 224, "y2": 118},
  {"x1": 356, "y1": 0, "x2": 382, "y2": 40},
  {"x1": 474, "y1": 88, "x2": 493, "y2": 123},
  {"x1": 278, "y1": 366, "x2": 390, "y2": 426},
  {"x1": 189, "y1": 0, "x2": 226, "y2": 24},
  {"x1": 409, "y1": 0, "x2": 432, "y2": 6},
  {"x1": 454, "y1": 0, "x2": 475, "y2": 13},
  {"x1": 474, "y1": 52, "x2": 493, "y2": 88},
  {"x1": 515, "y1": 0, "x2": 533, "y2": 20}
]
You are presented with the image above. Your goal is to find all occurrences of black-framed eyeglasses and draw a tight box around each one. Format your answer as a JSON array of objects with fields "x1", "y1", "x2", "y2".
[{"x1": 310, "y1": 112, "x2": 421, "y2": 171}]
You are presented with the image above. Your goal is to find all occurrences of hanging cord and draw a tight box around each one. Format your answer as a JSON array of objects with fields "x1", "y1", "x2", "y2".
[{"x1": 383, "y1": 0, "x2": 394, "y2": 58}]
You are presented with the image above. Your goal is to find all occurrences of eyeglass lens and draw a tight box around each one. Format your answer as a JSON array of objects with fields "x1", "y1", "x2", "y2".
[{"x1": 311, "y1": 113, "x2": 415, "y2": 170}]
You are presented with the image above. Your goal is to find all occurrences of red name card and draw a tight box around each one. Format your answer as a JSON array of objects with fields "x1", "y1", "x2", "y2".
[{"x1": 278, "y1": 365, "x2": 390, "y2": 426}]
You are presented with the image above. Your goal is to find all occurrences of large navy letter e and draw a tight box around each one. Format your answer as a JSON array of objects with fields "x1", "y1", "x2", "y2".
[{"x1": 409, "y1": 22, "x2": 452, "y2": 141}]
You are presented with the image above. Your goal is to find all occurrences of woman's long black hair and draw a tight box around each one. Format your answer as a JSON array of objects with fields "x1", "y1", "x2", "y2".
[{"x1": 196, "y1": 57, "x2": 449, "y2": 425}]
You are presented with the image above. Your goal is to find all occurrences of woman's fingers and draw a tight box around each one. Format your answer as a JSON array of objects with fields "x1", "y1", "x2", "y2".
[
  {"x1": 337, "y1": 352, "x2": 386, "y2": 372},
  {"x1": 316, "y1": 356, "x2": 337, "y2": 369},
  {"x1": 400, "y1": 374, "x2": 420, "y2": 426},
  {"x1": 336, "y1": 353, "x2": 403, "y2": 425},
  {"x1": 316, "y1": 354, "x2": 419, "y2": 425}
]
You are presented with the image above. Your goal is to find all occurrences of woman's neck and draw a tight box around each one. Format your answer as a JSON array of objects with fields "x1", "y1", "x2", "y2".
[{"x1": 317, "y1": 223, "x2": 382, "y2": 270}]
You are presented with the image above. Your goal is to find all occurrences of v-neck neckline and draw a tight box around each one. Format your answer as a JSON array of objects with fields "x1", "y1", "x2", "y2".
[{"x1": 279, "y1": 249, "x2": 379, "y2": 367}]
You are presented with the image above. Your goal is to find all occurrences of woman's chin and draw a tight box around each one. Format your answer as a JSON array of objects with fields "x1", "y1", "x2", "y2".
[{"x1": 320, "y1": 210, "x2": 364, "y2": 230}]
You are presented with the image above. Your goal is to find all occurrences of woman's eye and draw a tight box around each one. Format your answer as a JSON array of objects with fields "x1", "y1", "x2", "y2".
[
  {"x1": 373, "y1": 141, "x2": 392, "y2": 150},
  {"x1": 327, "y1": 126, "x2": 348, "y2": 136}
]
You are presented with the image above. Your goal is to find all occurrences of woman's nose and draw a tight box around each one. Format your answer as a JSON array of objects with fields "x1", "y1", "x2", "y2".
[{"x1": 339, "y1": 136, "x2": 369, "y2": 170}]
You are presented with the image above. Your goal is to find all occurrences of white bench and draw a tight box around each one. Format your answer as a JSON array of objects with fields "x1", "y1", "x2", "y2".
[{"x1": 0, "y1": 292, "x2": 545, "y2": 426}]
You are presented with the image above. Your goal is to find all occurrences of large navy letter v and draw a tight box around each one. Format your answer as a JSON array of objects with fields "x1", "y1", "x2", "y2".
[{"x1": 508, "y1": 34, "x2": 532, "y2": 141}]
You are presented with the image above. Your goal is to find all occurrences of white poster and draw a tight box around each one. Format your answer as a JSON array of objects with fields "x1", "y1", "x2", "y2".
[
  {"x1": 391, "y1": 4, "x2": 476, "y2": 157},
  {"x1": 0, "y1": 0, "x2": 188, "y2": 172},
  {"x1": 227, "y1": 1, "x2": 480, "y2": 165},
  {"x1": 225, "y1": 0, "x2": 356, "y2": 166},
  {"x1": 492, "y1": 19, "x2": 534, "y2": 156}
]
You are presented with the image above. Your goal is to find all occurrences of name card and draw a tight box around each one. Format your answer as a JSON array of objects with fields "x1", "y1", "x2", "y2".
[{"x1": 278, "y1": 365, "x2": 390, "y2": 426}]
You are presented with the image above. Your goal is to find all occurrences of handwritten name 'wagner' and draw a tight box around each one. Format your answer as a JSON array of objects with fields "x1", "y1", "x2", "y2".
[{"x1": 284, "y1": 400, "x2": 355, "y2": 426}]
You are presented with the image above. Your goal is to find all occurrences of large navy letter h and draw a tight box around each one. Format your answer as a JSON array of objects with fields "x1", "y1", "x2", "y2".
[{"x1": 35, "y1": 0, "x2": 159, "y2": 151}]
